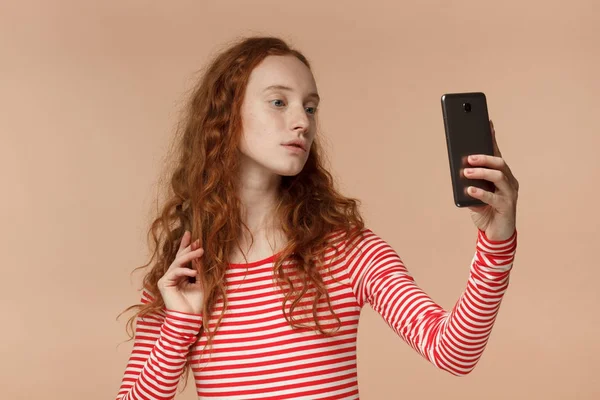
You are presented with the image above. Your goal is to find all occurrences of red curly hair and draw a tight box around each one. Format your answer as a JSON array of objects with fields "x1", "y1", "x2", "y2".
[{"x1": 118, "y1": 35, "x2": 365, "y2": 391}]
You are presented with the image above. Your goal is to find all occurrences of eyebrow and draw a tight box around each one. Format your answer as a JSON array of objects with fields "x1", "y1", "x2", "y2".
[{"x1": 263, "y1": 85, "x2": 320, "y2": 102}]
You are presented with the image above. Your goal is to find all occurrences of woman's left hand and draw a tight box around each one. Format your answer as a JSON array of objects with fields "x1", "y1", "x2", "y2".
[{"x1": 464, "y1": 120, "x2": 519, "y2": 241}]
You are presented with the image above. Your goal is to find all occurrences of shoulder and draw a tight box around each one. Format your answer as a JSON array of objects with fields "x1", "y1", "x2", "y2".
[{"x1": 325, "y1": 226, "x2": 386, "y2": 255}]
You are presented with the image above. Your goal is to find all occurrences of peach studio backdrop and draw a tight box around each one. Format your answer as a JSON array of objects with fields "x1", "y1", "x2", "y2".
[{"x1": 1, "y1": 1, "x2": 598, "y2": 399}]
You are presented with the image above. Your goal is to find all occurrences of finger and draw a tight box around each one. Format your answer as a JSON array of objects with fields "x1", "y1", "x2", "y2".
[
  {"x1": 168, "y1": 246, "x2": 203, "y2": 273},
  {"x1": 463, "y1": 167, "x2": 513, "y2": 194},
  {"x1": 177, "y1": 231, "x2": 197, "y2": 258},
  {"x1": 178, "y1": 237, "x2": 200, "y2": 258},
  {"x1": 467, "y1": 154, "x2": 506, "y2": 170},
  {"x1": 178, "y1": 230, "x2": 190, "y2": 252},
  {"x1": 189, "y1": 240, "x2": 198, "y2": 268},
  {"x1": 176, "y1": 247, "x2": 204, "y2": 267},
  {"x1": 469, "y1": 153, "x2": 518, "y2": 190},
  {"x1": 489, "y1": 120, "x2": 518, "y2": 182},
  {"x1": 490, "y1": 120, "x2": 502, "y2": 158},
  {"x1": 163, "y1": 267, "x2": 198, "y2": 286},
  {"x1": 466, "y1": 186, "x2": 499, "y2": 207}
]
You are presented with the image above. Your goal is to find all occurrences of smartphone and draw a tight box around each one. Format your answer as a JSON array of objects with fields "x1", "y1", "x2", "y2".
[{"x1": 440, "y1": 92, "x2": 495, "y2": 207}]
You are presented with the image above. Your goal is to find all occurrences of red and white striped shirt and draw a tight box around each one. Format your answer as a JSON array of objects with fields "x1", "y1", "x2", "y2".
[{"x1": 116, "y1": 228, "x2": 517, "y2": 399}]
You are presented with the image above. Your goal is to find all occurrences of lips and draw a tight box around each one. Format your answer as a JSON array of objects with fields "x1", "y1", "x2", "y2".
[
  {"x1": 282, "y1": 140, "x2": 307, "y2": 151},
  {"x1": 284, "y1": 144, "x2": 305, "y2": 150}
]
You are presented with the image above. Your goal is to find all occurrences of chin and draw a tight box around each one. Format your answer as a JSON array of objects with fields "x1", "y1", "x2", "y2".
[
  {"x1": 273, "y1": 166, "x2": 305, "y2": 177},
  {"x1": 270, "y1": 161, "x2": 307, "y2": 177},
  {"x1": 278, "y1": 170, "x2": 303, "y2": 177}
]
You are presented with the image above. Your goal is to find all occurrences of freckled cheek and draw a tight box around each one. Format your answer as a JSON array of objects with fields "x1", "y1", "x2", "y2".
[
  {"x1": 257, "y1": 118, "x2": 287, "y2": 138},
  {"x1": 242, "y1": 123, "x2": 279, "y2": 152},
  {"x1": 241, "y1": 118, "x2": 266, "y2": 140}
]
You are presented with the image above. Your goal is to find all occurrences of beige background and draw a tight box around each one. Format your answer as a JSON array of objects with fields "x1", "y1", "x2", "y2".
[{"x1": 1, "y1": 0, "x2": 598, "y2": 399}]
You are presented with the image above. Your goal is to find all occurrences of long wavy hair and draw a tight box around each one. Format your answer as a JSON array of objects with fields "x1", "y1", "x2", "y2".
[{"x1": 118, "y1": 35, "x2": 365, "y2": 391}]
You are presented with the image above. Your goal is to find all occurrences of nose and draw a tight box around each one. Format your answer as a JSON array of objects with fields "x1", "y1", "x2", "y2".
[{"x1": 290, "y1": 105, "x2": 310, "y2": 135}]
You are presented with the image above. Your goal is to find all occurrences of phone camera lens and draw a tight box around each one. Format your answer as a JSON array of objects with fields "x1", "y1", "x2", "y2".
[{"x1": 463, "y1": 102, "x2": 472, "y2": 112}]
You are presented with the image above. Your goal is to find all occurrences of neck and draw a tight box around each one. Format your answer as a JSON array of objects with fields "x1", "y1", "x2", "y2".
[{"x1": 235, "y1": 157, "x2": 284, "y2": 252}]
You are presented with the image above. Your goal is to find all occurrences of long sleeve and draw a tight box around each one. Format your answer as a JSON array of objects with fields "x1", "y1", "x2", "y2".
[
  {"x1": 346, "y1": 228, "x2": 517, "y2": 376},
  {"x1": 116, "y1": 289, "x2": 203, "y2": 400}
]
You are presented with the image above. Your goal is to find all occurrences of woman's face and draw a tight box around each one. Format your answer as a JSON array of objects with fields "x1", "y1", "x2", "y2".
[{"x1": 238, "y1": 55, "x2": 320, "y2": 177}]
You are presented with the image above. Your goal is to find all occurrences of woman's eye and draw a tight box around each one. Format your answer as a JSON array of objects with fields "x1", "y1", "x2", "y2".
[
  {"x1": 271, "y1": 99, "x2": 285, "y2": 107},
  {"x1": 305, "y1": 107, "x2": 317, "y2": 115}
]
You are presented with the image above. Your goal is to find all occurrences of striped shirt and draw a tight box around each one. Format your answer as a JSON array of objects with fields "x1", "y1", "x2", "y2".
[{"x1": 116, "y1": 227, "x2": 517, "y2": 399}]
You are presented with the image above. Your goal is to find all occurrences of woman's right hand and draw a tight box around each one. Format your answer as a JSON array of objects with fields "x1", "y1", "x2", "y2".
[{"x1": 157, "y1": 230, "x2": 205, "y2": 315}]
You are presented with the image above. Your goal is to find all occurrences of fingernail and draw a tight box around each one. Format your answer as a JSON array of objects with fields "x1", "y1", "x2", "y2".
[
  {"x1": 469, "y1": 187, "x2": 478, "y2": 194},
  {"x1": 470, "y1": 155, "x2": 478, "y2": 161},
  {"x1": 464, "y1": 168, "x2": 473, "y2": 174}
]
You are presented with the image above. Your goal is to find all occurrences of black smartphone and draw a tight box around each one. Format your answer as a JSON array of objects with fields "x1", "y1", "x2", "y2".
[{"x1": 440, "y1": 92, "x2": 495, "y2": 207}]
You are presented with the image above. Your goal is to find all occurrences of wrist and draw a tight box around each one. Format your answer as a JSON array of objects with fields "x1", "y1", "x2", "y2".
[
  {"x1": 482, "y1": 226, "x2": 516, "y2": 242},
  {"x1": 477, "y1": 228, "x2": 517, "y2": 254}
]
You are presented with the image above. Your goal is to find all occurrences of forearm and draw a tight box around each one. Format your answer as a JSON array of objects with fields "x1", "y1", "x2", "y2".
[
  {"x1": 422, "y1": 229, "x2": 517, "y2": 375},
  {"x1": 116, "y1": 310, "x2": 202, "y2": 400}
]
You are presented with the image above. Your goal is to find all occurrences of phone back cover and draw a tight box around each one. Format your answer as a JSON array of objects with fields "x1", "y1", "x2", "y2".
[{"x1": 441, "y1": 92, "x2": 495, "y2": 207}]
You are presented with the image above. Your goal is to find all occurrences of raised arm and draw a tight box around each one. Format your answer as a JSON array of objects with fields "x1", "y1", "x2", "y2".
[{"x1": 346, "y1": 228, "x2": 517, "y2": 376}]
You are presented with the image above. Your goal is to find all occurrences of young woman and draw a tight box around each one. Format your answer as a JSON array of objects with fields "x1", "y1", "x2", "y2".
[{"x1": 116, "y1": 36, "x2": 519, "y2": 400}]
